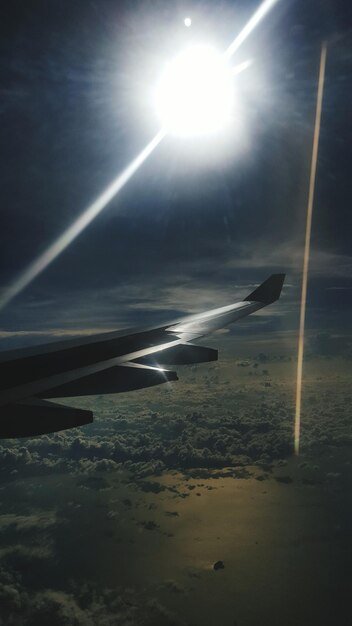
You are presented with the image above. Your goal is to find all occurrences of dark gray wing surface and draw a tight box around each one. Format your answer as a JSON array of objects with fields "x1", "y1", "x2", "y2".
[{"x1": 0, "y1": 274, "x2": 284, "y2": 437}]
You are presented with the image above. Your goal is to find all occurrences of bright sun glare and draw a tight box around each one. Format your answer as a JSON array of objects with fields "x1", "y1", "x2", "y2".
[{"x1": 155, "y1": 45, "x2": 234, "y2": 137}]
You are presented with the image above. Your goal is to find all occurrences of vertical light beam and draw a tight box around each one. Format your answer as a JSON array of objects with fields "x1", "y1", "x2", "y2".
[
  {"x1": 0, "y1": 129, "x2": 165, "y2": 312},
  {"x1": 294, "y1": 43, "x2": 327, "y2": 455},
  {"x1": 225, "y1": 0, "x2": 281, "y2": 59}
]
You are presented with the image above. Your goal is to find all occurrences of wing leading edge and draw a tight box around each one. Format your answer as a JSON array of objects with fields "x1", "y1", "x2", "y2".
[{"x1": 0, "y1": 274, "x2": 285, "y2": 437}]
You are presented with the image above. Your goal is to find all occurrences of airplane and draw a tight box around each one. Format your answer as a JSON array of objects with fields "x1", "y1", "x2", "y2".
[{"x1": 0, "y1": 274, "x2": 285, "y2": 438}]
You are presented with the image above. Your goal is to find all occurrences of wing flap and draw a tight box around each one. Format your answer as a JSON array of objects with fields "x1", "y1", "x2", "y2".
[
  {"x1": 39, "y1": 362, "x2": 178, "y2": 398},
  {"x1": 135, "y1": 342, "x2": 218, "y2": 366},
  {"x1": 0, "y1": 398, "x2": 92, "y2": 438}
]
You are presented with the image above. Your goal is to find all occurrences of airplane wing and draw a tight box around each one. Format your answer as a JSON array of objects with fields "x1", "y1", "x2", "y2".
[{"x1": 0, "y1": 274, "x2": 285, "y2": 437}]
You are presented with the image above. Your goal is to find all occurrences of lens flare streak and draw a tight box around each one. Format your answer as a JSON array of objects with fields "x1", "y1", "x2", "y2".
[
  {"x1": 231, "y1": 59, "x2": 253, "y2": 75},
  {"x1": 294, "y1": 43, "x2": 327, "y2": 455},
  {"x1": 0, "y1": 129, "x2": 165, "y2": 312},
  {"x1": 225, "y1": 0, "x2": 281, "y2": 59}
]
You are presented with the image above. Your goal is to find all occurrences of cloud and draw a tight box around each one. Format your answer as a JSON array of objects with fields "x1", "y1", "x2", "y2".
[
  {"x1": 0, "y1": 512, "x2": 57, "y2": 534},
  {"x1": 309, "y1": 332, "x2": 352, "y2": 358},
  {"x1": 1, "y1": 235, "x2": 351, "y2": 350},
  {"x1": 0, "y1": 566, "x2": 184, "y2": 626},
  {"x1": 0, "y1": 385, "x2": 293, "y2": 481},
  {"x1": 0, "y1": 337, "x2": 350, "y2": 485}
]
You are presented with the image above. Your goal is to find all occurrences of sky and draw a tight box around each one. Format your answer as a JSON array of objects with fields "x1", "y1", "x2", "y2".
[
  {"x1": 0, "y1": 0, "x2": 351, "y2": 344},
  {"x1": 0, "y1": 4, "x2": 351, "y2": 625}
]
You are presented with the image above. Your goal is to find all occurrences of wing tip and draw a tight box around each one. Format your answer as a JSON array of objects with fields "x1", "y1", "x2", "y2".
[{"x1": 244, "y1": 273, "x2": 285, "y2": 305}]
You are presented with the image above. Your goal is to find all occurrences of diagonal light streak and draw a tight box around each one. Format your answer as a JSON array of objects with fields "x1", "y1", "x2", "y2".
[
  {"x1": 0, "y1": 129, "x2": 165, "y2": 312},
  {"x1": 225, "y1": 0, "x2": 281, "y2": 59},
  {"x1": 231, "y1": 59, "x2": 253, "y2": 75},
  {"x1": 294, "y1": 43, "x2": 327, "y2": 455}
]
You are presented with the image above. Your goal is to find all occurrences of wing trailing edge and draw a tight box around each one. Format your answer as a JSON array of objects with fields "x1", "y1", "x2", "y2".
[
  {"x1": 38, "y1": 362, "x2": 178, "y2": 399},
  {"x1": 0, "y1": 398, "x2": 92, "y2": 438},
  {"x1": 136, "y1": 343, "x2": 218, "y2": 366}
]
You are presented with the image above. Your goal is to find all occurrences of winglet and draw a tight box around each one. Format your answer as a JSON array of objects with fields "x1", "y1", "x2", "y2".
[{"x1": 244, "y1": 274, "x2": 285, "y2": 305}]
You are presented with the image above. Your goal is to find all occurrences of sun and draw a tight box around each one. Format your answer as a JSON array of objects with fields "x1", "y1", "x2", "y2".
[{"x1": 155, "y1": 45, "x2": 234, "y2": 137}]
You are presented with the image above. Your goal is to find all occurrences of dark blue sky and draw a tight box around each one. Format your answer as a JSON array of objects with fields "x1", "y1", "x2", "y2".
[{"x1": 0, "y1": 0, "x2": 351, "y2": 342}]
